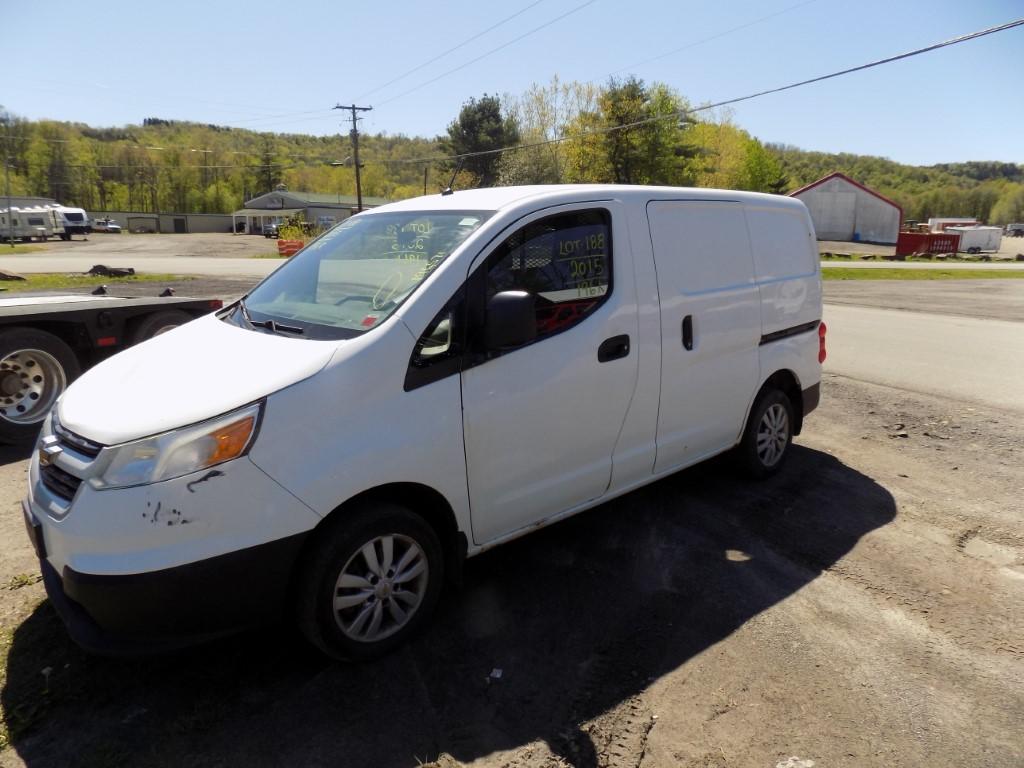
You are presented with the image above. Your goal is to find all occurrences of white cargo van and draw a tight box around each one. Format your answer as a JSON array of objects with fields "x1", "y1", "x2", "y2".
[{"x1": 23, "y1": 185, "x2": 825, "y2": 658}]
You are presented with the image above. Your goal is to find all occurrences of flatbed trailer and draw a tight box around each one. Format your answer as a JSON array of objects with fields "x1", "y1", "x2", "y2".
[{"x1": 0, "y1": 293, "x2": 223, "y2": 443}]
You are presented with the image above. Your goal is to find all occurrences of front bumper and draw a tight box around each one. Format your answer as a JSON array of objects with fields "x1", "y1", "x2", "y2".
[
  {"x1": 26, "y1": 500, "x2": 307, "y2": 655},
  {"x1": 25, "y1": 435, "x2": 322, "y2": 654}
]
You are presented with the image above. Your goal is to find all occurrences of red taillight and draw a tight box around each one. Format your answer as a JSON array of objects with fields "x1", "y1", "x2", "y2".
[
  {"x1": 96, "y1": 336, "x2": 117, "y2": 348},
  {"x1": 208, "y1": 300, "x2": 223, "y2": 310},
  {"x1": 818, "y1": 321, "x2": 827, "y2": 363}
]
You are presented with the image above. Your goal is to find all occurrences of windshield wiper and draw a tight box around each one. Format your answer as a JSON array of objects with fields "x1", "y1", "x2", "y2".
[
  {"x1": 253, "y1": 318, "x2": 305, "y2": 335},
  {"x1": 237, "y1": 299, "x2": 304, "y2": 335}
]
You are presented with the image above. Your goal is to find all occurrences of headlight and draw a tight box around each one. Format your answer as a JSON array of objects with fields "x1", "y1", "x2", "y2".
[{"x1": 91, "y1": 403, "x2": 261, "y2": 490}]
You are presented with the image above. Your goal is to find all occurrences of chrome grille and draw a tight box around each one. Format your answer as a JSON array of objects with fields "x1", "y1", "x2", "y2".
[{"x1": 40, "y1": 463, "x2": 82, "y2": 502}]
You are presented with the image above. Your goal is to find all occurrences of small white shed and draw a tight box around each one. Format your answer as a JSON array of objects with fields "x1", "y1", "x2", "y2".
[{"x1": 789, "y1": 172, "x2": 902, "y2": 244}]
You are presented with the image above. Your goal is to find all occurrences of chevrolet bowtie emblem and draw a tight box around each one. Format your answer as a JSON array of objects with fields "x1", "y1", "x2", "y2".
[{"x1": 38, "y1": 436, "x2": 62, "y2": 467}]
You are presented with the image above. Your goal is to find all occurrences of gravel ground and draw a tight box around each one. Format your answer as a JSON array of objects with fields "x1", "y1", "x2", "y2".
[{"x1": 0, "y1": 278, "x2": 1020, "y2": 768}]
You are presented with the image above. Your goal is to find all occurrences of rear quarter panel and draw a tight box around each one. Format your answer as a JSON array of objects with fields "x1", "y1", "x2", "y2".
[{"x1": 746, "y1": 201, "x2": 822, "y2": 393}]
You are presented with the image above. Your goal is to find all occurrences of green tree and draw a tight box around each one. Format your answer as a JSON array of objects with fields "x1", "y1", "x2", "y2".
[
  {"x1": 990, "y1": 184, "x2": 1024, "y2": 224},
  {"x1": 441, "y1": 94, "x2": 520, "y2": 187},
  {"x1": 563, "y1": 77, "x2": 694, "y2": 186},
  {"x1": 738, "y1": 138, "x2": 787, "y2": 193},
  {"x1": 496, "y1": 76, "x2": 600, "y2": 185}
]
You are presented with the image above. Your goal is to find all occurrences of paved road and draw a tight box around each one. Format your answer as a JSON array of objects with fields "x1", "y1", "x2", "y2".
[
  {"x1": 1, "y1": 233, "x2": 1022, "y2": 278},
  {"x1": 0, "y1": 253, "x2": 284, "y2": 279},
  {"x1": 823, "y1": 303, "x2": 1024, "y2": 412},
  {"x1": 0, "y1": 233, "x2": 284, "y2": 279},
  {"x1": 6, "y1": 253, "x2": 1024, "y2": 277}
]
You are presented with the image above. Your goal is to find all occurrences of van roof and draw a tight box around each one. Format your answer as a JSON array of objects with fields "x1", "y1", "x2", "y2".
[{"x1": 372, "y1": 184, "x2": 807, "y2": 216}]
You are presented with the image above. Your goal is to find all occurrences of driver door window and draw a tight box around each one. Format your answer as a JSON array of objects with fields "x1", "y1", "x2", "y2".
[{"x1": 483, "y1": 209, "x2": 612, "y2": 343}]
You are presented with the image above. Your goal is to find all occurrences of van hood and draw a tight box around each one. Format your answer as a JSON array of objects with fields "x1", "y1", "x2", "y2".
[{"x1": 58, "y1": 312, "x2": 337, "y2": 445}]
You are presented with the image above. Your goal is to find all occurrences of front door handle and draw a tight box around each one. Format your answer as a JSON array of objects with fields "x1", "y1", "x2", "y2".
[
  {"x1": 598, "y1": 334, "x2": 630, "y2": 363},
  {"x1": 682, "y1": 315, "x2": 694, "y2": 350}
]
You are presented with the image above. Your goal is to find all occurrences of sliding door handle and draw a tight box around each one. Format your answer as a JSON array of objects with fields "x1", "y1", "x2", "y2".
[
  {"x1": 682, "y1": 315, "x2": 694, "y2": 350},
  {"x1": 598, "y1": 334, "x2": 630, "y2": 363}
]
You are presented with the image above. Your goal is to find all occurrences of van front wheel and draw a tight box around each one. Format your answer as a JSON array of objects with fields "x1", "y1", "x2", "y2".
[
  {"x1": 738, "y1": 389, "x2": 794, "y2": 479},
  {"x1": 296, "y1": 503, "x2": 444, "y2": 661}
]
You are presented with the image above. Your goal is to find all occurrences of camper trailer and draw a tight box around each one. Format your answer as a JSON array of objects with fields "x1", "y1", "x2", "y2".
[
  {"x1": 1, "y1": 206, "x2": 60, "y2": 242},
  {"x1": 52, "y1": 205, "x2": 91, "y2": 238}
]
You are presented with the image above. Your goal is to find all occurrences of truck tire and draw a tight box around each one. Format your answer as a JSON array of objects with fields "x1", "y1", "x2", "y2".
[
  {"x1": 736, "y1": 388, "x2": 795, "y2": 480},
  {"x1": 296, "y1": 502, "x2": 444, "y2": 661},
  {"x1": 131, "y1": 310, "x2": 192, "y2": 344},
  {"x1": 0, "y1": 328, "x2": 81, "y2": 445}
]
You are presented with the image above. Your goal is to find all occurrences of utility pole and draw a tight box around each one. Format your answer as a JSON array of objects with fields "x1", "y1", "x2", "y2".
[
  {"x1": 2, "y1": 120, "x2": 12, "y2": 249},
  {"x1": 333, "y1": 103, "x2": 372, "y2": 212},
  {"x1": 191, "y1": 148, "x2": 213, "y2": 189}
]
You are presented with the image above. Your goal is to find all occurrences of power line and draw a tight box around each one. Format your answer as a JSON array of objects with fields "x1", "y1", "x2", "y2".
[
  {"x1": 609, "y1": 0, "x2": 823, "y2": 76},
  {"x1": 356, "y1": 0, "x2": 549, "y2": 100},
  {"x1": 385, "y1": 17, "x2": 1024, "y2": 166},
  {"x1": 375, "y1": 0, "x2": 599, "y2": 108}
]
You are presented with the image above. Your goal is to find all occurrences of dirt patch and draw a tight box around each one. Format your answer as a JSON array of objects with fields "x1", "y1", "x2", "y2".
[{"x1": 0, "y1": 372, "x2": 1020, "y2": 767}]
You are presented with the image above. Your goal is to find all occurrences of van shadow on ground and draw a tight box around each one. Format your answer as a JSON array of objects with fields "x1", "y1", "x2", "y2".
[
  {"x1": 2, "y1": 445, "x2": 895, "y2": 768},
  {"x1": 0, "y1": 442, "x2": 32, "y2": 467}
]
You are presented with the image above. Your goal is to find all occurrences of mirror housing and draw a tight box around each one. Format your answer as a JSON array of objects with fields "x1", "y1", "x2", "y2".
[{"x1": 484, "y1": 291, "x2": 536, "y2": 350}]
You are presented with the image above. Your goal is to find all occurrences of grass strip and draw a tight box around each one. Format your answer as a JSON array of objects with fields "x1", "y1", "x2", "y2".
[
  {"x1": 0, "y1": 273, "x2": 188, "y2": 293},
  {"x1": 823, "y1": 268, "x2": 1024, "y2": 281},
  {"x1": 0, "y1": 245, "x2": 45, "y2": 254}
]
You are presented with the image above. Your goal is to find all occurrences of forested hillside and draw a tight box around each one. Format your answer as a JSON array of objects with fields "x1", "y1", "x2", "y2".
[{"x1": 3, "y1": 79, "x2": 1022, "y2": 224}]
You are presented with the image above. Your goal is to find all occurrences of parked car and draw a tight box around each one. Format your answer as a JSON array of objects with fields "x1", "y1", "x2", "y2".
[
  {"x1": 24, "y1": 185, "x2": 825, "y2": 659},
  {"x1": 262, "y1": 222, "x2": 279, "y2": 239},
  {"x1": 1006, "y1": 223, "x2": 1024, "y2": 238},
  {"x1": 92, "y1": 217, "x2": 122, "y2": 234}
]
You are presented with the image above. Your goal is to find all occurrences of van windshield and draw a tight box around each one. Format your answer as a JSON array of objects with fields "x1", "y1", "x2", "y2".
[{"x1": 238, "y1": 210, "x2": 491, "y2": 340}]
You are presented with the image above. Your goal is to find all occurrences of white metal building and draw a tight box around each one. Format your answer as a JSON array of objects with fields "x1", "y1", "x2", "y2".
[
  {"x1": 789, "y1": 172, "x2": 902, "y2": 244},
  {"x1": 231, "y1": 186, "x2": 389, "y2": 235}
]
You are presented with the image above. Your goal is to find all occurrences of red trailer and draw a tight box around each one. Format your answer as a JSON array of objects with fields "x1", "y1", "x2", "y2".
[{"x1": 895, "y1": 231, "x2": 961, "y2": 256}]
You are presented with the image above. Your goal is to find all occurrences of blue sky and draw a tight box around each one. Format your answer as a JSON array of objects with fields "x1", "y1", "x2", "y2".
[{"x1": 5, "y1": 0, "x2": 1023, "y2": 165}]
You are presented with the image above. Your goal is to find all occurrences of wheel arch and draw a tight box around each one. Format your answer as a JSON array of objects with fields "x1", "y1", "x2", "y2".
[
  {"x1": 296, "y1": 482, "x2": 467, "y2": 591},
  {"x1": 752, "y1": 369, "x2": 805, "y2": 436},
  {"x1": 0, "y1": 321, "x2": 90, "y2": 364}
]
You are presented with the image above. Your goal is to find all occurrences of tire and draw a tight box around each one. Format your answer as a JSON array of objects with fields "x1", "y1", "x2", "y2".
[
  {"x1": 737, "y1": 389, "x2": 795, "y2": 480},
  {"x1": 131, "y1": 310, "x2": 192, "y2": 344},
  {"x1": 296, "y1": 503, "x2": 444, "y2": 661},
  {"x1": 0, "y1": 328, "x2": 81, "y2": 445}
]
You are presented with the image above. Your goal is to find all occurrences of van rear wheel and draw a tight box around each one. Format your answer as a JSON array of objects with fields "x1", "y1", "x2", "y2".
[
  {"x1": 296, "y1": 503, "x2": 444, "y2": 661},
  {"x1": 737, "y1": 389, "x2": 794, "y2": 479}
]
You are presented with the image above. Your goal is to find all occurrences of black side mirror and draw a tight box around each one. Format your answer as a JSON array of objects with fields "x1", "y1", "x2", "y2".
[{"x1": 484, "y1": 290, "x2": 536, "y2": 350}]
